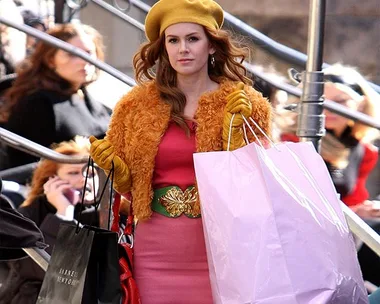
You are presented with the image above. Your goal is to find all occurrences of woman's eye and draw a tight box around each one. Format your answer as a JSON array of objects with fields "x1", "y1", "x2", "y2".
[
  {"x1": 188, "y1": 36, "x2": 199, "y2": 42},
  {"x1": 68, "y1": 171, "x2": 81, "y2": 176},
  {"x1": 168, "y1": 38, "x2": 177, "y2": 43}
]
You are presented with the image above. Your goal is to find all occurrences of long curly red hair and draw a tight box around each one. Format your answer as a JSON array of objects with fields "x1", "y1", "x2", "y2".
[{"x1": 133, "y1": 27, "x2": 252, "y2": 131}]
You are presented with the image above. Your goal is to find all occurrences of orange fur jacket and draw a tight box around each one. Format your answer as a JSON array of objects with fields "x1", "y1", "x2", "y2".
[{"x1": 106, "y1": 78, "x2": 272, "y2": 220}]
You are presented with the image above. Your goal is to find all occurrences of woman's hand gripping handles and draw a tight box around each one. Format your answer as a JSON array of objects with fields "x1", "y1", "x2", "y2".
[
  {"x1": 222, "y1": 82, "x2": 252, "y2": 151},
  {"x1": 89, "y1": 136, "x2": 131, "y2": 194}
]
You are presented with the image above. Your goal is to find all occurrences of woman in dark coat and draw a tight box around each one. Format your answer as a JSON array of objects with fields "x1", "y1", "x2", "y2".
[{"x1": 1, "y1": 23, "x2": 110, "y2": 169}]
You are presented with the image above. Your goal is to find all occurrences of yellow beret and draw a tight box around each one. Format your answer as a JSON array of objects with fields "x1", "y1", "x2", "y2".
[{"x1": 145, "y1": 0, "x2": 224, "y2": 42}]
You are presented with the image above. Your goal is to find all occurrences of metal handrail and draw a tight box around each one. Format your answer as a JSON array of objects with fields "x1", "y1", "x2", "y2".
[
  {"x1": 22, "y1": 247, "x2": 50, "y2": 272},
  {"x1": 0, "y1": 17, "x2": 136, "y2": 87},
  {"x1": 1, "y1": 2, "x2": 377, "y2": 167},
  {"x1": 2, "y1": 3, "x2": 377, "y2": 131},
  {"x1": 91, "y1": 0, "x2": 380, "y2": 260},
  {"x1": 78, "y1": 1, "x2": 380, "y2": 132},
  {"x1": 342, "y1": 204, "x2": 380, "y2": 258},
  {"x1": 1, "y1": 0, "x2": 379, "y2": 265},
  {"x1": 91, "y1": 0, "x2": 144, "y2": 30},
  {"x1": 127, "y1": 0, "x2": 380, "y2": 94},
  {"x1": 0, "y1": 128, "x2": 88, "y2": 164},
  {"x1": 245, "y1": 63, "x2": 380, "y2": 131}
]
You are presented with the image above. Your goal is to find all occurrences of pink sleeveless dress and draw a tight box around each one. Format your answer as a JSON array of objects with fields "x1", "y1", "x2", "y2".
[{"x1": 133, "y1": 121, "x2": 213, "y2": 304}]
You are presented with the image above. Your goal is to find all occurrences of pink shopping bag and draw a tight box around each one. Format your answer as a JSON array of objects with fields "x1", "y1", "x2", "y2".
[{"x1": 193, "y1": 140, "x2": 368, "y2": 304}]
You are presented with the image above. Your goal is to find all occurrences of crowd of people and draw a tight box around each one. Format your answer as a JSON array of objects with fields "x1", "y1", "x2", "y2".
[{"x1": 0, "y1": 0, "x2": 379, "y2": 303}]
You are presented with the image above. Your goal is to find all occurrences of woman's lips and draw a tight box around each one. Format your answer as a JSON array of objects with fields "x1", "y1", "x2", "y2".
[{"x1": 178, "y1": 59, "x2": 193, "y2": 63}]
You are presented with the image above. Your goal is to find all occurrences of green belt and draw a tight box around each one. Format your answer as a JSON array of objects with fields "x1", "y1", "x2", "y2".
[{"x1": 151, "y1": 186, "x2": 201, "y2": 218}]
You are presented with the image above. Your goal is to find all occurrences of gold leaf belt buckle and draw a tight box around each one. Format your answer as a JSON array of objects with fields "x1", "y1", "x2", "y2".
[{"x1": 159, "y1": 187, "x2": 199, "y2": 218}]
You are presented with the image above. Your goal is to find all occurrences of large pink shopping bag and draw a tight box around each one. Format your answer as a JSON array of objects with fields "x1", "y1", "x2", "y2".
[{"x1": 193, "y1": 140, "x2": 368, "y2": 304}]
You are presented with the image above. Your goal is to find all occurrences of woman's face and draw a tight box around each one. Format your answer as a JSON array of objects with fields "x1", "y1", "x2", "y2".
[
  {"x1": 164, "y1": 23, "x2": 214, "y2": 78},
  {"x1": 324, "y1": 83, "x2": 362, "y2": 133},
  {"x1": 56, "y1": 162, "x2": 99, "y2": 204},
  {"x1": 52, "y1": 34, "x2": 97, "y2": 88}
]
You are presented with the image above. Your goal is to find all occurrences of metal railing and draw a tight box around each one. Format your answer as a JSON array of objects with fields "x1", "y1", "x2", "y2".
[
  {"x1": 245, "y1": 62, "x2": 380, "y2": 131},
  {"x1": 22, "y1": 247, "x2": 50, "y2": 272},
  {"x1": 127, "y1": 0, "x2": 380, "y2": 94},
  {"x1": 91, "y1": 0, "x2": 144, "y2": 31},
  {"x1": 85, "y1": 0, "x2": 380, "y2": 132},
  {"x1": 343, "y1": 205, "x2": 380, "y2": 259},
  {"x1": 1, "y1": 0, "x2": 379, "y2": 270},
  {"x1": 0, "y1": 17, "x2": 136, "y2": 87},
  {"x1": 0, "y1": 127, "x2": 378, "y2": 273},
  {"x1": 0, "y1": 127, "x2": 88, "y2": 164}
]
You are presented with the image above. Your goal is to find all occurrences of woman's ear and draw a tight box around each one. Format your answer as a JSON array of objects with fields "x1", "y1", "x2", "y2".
[
  {"x1": 209, "y1": 44, "x2": 215, "y2": 55},
  {"x1": 47, "y1": 61, "x2": 55, "y2": 70},
  {"x1": 46, "y1": 55, "x2": 56, "y2": 70}
]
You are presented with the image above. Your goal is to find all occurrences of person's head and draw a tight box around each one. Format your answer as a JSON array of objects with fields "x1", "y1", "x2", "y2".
[
  {"x1": 2, "y1": 23, "x2": 104, "y2": 122},
  {"x1": 134, "y1": 0, "x2": 250, "y2": 84},
  {"x1": 0, "y1": 0, "x2": 26, "y2": 76},
  {"x1": 323, "y1": 64, "x2": 380, "y2": 141},
  {"x1": 20, "y1": 9, "x2": 46, "y2": 30},
  {"x1": 22, "y1": 136, "x2": 98, "y2": 207},
  {"x1": 133, "y1": 0, "x2": 251, "y2": 125},
  {"x1": 32, "y1": 23, "x2": 103, "y2": 89},
  {"x1": 19, "y1": 9, "x2": 47, "y2": 54}
]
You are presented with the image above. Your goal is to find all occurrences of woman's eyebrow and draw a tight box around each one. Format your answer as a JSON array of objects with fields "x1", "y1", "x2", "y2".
[{"x1": 166, "y1": 32, "x2": 199, "y2": 38}]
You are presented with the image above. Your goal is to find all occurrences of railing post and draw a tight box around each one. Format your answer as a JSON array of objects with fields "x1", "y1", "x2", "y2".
[{"x1": 297, "y1": 0, "x2": 326, "y2": 152}]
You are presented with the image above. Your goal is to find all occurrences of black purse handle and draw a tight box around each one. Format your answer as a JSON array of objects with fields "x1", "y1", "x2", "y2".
[{"x1": 75, "y1": 157, "x2": 114, "y2": 233}]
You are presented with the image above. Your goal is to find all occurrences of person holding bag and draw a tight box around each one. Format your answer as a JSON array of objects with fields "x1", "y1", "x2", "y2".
[{"x1": 89, "y1": 0, "x2": 271, "y2": 302}]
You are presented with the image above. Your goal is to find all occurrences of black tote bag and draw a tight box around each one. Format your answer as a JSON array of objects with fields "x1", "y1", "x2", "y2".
[{"x1": 36, "y1": 223, "x2": 121, "y2": 304}]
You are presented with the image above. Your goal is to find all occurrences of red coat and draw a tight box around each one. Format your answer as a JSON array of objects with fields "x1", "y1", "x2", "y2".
[
  {"x1": 343, "y1": 143, "x2": 378, "y2": 206},
  {"x1": 280, "y1": 133, "x2": 378, "y2": 206}
]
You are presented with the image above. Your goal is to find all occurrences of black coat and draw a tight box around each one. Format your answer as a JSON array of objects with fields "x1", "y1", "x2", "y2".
[
  {"x1": 5, "y1": 88, "x2": 111, "y2": 168},
  {"x1": 18, "y1": 195, "x2": 98, "y2": 254},
  {"x1": 0, "y1": 190, "x2": 46, "y2": 304}
]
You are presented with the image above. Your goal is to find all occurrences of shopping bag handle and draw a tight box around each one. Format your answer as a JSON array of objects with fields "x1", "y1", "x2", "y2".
[
  {"x1": 75, "y1": 157, "x2": 114, "y2": 233},
  {"x1": 226, "y1": 113, "x2": 258, "y2": 151},
  {"x1": 226, "y1": 114, "x2": 276, "y2": 151},
  {"x1": 242, "y1": 115, "x2": 276, "y2": 149},
  {"x1": 240, "y1": 118, "x2": 345, "y2": 230},
  {"x1": 108, "y1": 166, "x2": 134, "y2": 245},
  {"x1": 78, "y1": 158, "x2": 135, "y2": 243}
]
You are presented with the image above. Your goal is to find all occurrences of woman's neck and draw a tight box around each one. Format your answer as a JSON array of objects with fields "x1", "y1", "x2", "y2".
[
  {"x1": 177, "y1": 74, "x2": 218, "y2": 104},
  {"x1": 176, "y1": 74, "x2": 219, "y2": 119}
]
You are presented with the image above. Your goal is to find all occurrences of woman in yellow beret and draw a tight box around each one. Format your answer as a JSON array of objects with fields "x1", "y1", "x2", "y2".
[{"x1": 90, "y1": 0, "x2": 272, "y2": 302}]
